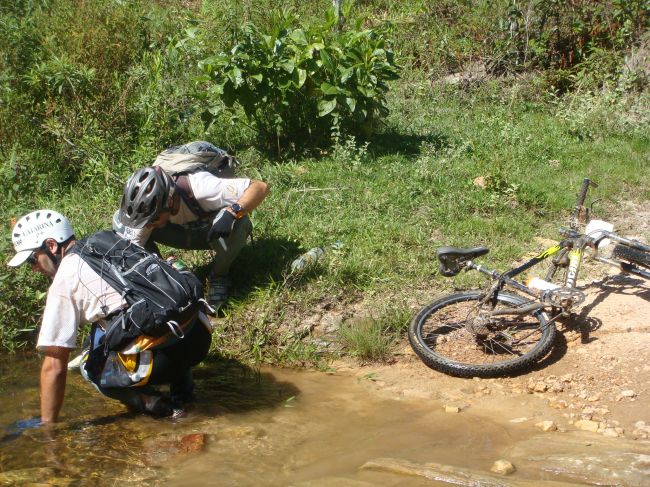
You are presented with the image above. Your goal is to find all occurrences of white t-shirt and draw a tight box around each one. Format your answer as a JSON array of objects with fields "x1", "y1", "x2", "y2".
[
  {"x1": 120, "y1": 171, "x2": 251, "y2": 246},
  {"x1": 37, "y1": 253, "x2": 126, "y2": 351}
]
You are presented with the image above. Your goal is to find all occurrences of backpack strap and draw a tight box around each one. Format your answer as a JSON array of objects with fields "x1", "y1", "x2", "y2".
[{"x1": 172, "y1": 174, "x2": 212, "y2": 219}]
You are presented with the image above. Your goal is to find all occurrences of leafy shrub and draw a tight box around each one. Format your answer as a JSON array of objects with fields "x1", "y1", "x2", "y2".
[
  {"x1": 494, "y1": 0, "x2": 648, "y2": 86},
  {"x1": 0, "y1": 235, "x2": 46, "y2": 352},
  {"x1": 197, "y1": 8, "x2": 400, "y2": 154}
]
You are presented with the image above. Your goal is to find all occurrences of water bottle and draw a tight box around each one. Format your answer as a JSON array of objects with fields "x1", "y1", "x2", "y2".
[
  {"x1": 291, "y1": 247, "x2": 325, "y2": 273},
  {"x1": 525, "y1": 277, "x2": 559, "y2": 292}
]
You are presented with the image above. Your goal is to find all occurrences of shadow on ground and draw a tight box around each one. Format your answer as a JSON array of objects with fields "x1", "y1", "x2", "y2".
[
  {"x1": 193, "y1": 357, "x2": 300, "y2": 415},
  {"x1": 192, "y1": 236, "x2": 303, "y2": 299},
  {"x1": 368, "y1": 129, "x2": 452, "y2": 157}
]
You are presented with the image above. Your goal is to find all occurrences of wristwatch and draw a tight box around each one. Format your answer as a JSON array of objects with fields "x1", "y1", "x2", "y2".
[{"x1": 228, "y1": 203, "x2": 245, "y2": 219}]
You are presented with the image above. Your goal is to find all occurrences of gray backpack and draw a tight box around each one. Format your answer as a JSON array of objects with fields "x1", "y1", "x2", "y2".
[
  {"x1": 153, "y1": 141, "x2": 239, "y2": 218},
  {"x1": 153, "y1": 141, "x2": 239, "y2": 178}
]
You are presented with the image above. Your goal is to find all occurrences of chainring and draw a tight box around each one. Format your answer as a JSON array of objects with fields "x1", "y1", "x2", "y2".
[{"x1": 544, "y1": 287, "x2": 586, "y2": 309}]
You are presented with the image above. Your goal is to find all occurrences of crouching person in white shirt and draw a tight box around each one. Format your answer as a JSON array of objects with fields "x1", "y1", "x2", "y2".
[{"x1": 8, "y1": 210, "x2": 212, "y2": 423}]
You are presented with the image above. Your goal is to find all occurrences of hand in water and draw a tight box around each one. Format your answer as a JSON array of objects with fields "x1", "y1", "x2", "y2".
[
  {"x1": 13, "y1": 417, "x2": 43, "y2": 431},
  {"x1": 2, "y1": 417, "x2": 42, "y2": 442}
]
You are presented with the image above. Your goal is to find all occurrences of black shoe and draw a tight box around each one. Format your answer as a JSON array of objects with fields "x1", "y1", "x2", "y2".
[
  {"x1": 142, "y1": 394, "x2": 175, "y2": 417},
  {"x1": 208, "y1": 276, "x2": 231, "y2": 310}
]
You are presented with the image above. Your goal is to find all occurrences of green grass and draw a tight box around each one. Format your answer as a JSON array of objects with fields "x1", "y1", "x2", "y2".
[
  {"x1": 1, "y1": 1, "x2": 648, "y2": 361},
  {"x1": 216, "y1": 85, "x2": 647, "y2": 366},
  {"x1": 1, "y1": 82, "x2": 647, "y2": 359},
  {"x1": 338, "y1": 319, "x2": 395, "y2": 363},
  {"x1": 338, "y1": 306, "x2": 411, "y2": 363}
]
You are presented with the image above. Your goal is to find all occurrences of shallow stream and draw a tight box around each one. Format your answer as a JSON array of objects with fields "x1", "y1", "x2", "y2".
[
  {"x1": 2, "y1": 353, "x2": 648, "y2": 486},
  {"x1": 0, "y1": 353, "x2": 521, "y2": 486}
]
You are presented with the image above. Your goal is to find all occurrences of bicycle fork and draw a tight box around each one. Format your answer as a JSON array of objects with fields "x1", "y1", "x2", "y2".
[{"x1": 565, "y1": 248, "x2": 583, "y2": 288}]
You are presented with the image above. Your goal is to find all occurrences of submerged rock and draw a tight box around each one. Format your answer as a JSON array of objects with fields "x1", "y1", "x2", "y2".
[
  {"x1": 573, "y1": 419, "x2": 599, "y2": 432},
  {"x1": 143, "y1": 433, "x2": 206, "y2": 467},
  {"x1": 505, "y1": 432, "x2": 650, "y2": 487},
  {"x1": 490, "y1": 459, "x2": 516, "y2": 475},
  {"x1": 361, "y1": 457, "x2": 579, "y2": 486},
  {"x1": 535, "y1": 421, "x2": 558, "y2": 432}
]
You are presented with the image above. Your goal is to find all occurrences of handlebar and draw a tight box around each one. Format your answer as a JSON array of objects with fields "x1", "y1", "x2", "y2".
[
  {"x1": 558, "y1": 227, "x2": 599, "y2": 249},
  {"x1": 570, "y1": 178, "x2": 597, "y2": 229}
]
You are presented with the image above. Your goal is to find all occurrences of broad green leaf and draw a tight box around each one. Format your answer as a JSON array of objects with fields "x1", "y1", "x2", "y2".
[
  {"x1": 194, "y1": 74, "x2": 212, "y2": 83},
  {"x1": 320, "y1": 82, "x2": 340, "y2": 95},
  {"x1": 250, "y1": 73, "x2": 263, "y2": 82},
  {"x1": 339, "y1": 67, "x2": 354, "y2": 83},
  {"x1": 289, "y1": 29, "x2": 308, "y2": 46},
  {"x1": 320, "y1": 49, "x2": 334, "y2": 71},
  {"x1": 318, "y1": 98, "x2": 337, "y2": 117},
  {"x1": 345, "y1": 97, "x2": 356, "y2": 112},
  {"x1": 357, "y1": 85, "x2": 370, "y2": 97},
  {"x1": 295, "y1": 68, "x2": 307, "y2": 88},
  {"x1": 280, "y1": 60, "x2": 295, "y2": 73},
  {"x1": 211, "y1": 82, "x2": 225, "y2": 95},
  {"x1": 198, "y1": 55, "x2": 221, "y2": 72}
]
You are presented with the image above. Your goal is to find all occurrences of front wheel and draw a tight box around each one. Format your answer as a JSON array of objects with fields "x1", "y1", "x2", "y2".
[
  {"x1": 611, "y1": 244, "x2": 650, "y2": 270},
  {"x1": 408, "y1": 291, "x2": 556, "y2": 378}
]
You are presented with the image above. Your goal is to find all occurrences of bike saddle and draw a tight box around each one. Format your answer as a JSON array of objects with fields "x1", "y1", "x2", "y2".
[{"x1": 437, "y1": 246, "x2": 489, "y2": 277}]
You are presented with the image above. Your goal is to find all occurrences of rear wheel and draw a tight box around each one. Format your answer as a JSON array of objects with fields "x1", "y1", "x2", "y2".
[
  {"x1": 611, "y1": 244, "x2": 650, "y2": 270},
  {"x1": 408, "y1": 291, "x2": 556, "y2": 378}
]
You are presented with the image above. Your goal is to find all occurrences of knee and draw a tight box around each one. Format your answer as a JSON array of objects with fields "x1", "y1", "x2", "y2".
[
  {"x1": 234, "y1": 215, "x2": 253, "y2": 237},
  {"x1": 209, "y1": 215, "x2": 251, "y2": 252}
]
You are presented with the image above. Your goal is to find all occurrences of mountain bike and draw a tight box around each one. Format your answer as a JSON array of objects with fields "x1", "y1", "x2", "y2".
[{"x1": 408, "y1": 178, "x2": 650, "y2": 378}]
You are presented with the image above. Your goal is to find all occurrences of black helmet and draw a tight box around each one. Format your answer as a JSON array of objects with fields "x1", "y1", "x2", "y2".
[{"x1": 119, "y1": 167, "x2": 173, "y2": 229}]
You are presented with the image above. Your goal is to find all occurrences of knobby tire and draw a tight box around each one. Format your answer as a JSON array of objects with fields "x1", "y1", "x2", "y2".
[
  {"x1": 408, "y1": 291, "x2": 556, "y2": 378},
  {"x1": 611, "y1": 244, "x2": 650, "y2": 270}
]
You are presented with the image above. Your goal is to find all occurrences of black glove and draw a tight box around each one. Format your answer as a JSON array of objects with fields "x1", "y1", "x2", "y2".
[{"x1": 207, "y1": 208, "x2": 236, "y2": 241}]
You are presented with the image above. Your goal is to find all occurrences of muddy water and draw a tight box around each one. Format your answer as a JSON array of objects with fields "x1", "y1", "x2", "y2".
[{"x1": 0, "y1": 354, "x2": 543, "y2": 486}]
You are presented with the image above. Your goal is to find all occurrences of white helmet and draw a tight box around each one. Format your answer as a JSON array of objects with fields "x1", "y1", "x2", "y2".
[{"x1": 8, "y1": 210, "x2": 74, "y2": 267}]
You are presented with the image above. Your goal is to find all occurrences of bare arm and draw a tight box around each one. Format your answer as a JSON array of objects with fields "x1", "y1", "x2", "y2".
[
  {"x1": 236, "y1": 180, "x2": 269, "y2": 215},
  {"x1": 40, "y1": 346, "x2": 70, "y2": 423}
]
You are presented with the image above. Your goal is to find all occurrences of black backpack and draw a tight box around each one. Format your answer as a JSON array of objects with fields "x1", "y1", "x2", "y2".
[{"x1": 70, "y1": 231, "x2": 207, "y2": 352}]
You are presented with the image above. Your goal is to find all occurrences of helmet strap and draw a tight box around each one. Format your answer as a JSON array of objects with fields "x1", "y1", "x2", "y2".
[
  {"x1": 44, "y1": 246, "x2": 60, "y2": 268},
  {"x1": 168, "y1": 189, "x2": 180, "y2": 215},
  {"x1": 44, "y1": 237, "x2": 75, "y2": 269}
]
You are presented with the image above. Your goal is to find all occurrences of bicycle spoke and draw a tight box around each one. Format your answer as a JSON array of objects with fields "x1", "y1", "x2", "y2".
[
  {"x1": 483, "y1": 339, "x2": 516, "y2": 356},
  {"x1": 419, "y1": 299, "x2": 546, "y2": 366}
]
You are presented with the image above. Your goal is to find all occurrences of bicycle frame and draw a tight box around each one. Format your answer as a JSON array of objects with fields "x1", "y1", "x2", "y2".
[
  {"x1": 458, "y1": 227, "x2": 650, "y2": 318},
  {"x1": 462, "y1": 242, "x2": 574, "y2": 313},
  {"x1": 445, "y1": 177, "x2": 650, "y2": 319}
]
